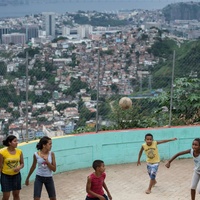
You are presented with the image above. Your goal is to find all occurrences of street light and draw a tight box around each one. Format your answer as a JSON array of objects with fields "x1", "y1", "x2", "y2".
[
  {"x1": 25, "y1": 50, "x2": 29, "y2": 142},
  {"x1": 169, "y1": 50, "x2": 175, "y2": 127},
  {"x1": 95, "y1": 48, "x2": 100, "y2": 133}
]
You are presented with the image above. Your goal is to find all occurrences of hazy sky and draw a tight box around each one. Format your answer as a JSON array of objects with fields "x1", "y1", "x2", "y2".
[{"x1": 0, "y1": 0, "x2": 200, "y2": 18}]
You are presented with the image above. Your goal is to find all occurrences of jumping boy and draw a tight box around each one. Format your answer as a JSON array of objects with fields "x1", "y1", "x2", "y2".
[
  {"x1": 137, "y1": 133, "x2": 177, "y2": 194},
  {"x1": 85, "y1": 160, "x2": 112, "y2": 200}
]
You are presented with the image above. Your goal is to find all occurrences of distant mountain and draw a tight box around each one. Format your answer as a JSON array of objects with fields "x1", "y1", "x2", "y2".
[{"x1": 162, "y1": 2, "x2": 200, "y2": 21}]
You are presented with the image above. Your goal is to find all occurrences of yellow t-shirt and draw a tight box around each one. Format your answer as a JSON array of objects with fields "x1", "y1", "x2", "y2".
[
  {"x1": 0, "y1": 147, "x2": 22, "y2": 175},
  {"x1": 142, "y1": 141, "x2": 160, "y2": 163}
]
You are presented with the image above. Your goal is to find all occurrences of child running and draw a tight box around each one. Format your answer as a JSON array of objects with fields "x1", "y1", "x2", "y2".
[
  {"x1": 137, "y1": 133, "x2": 177, "y2": 194},
  {"x1": 165, "y1": 138, "x2": 200, "y2": 200},
  {"x1": 25, "y1": 136, "x2": 57, "y2": 200},
  {"x1": 85, "y1": 160, "x2": 112, "y2": 200}
]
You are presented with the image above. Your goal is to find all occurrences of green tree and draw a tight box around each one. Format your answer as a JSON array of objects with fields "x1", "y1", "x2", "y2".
[
  {"x1": 109, "y1": 98, "x2": 159, "y2": 129},
  {"x1": 56, "y1": 103, "x2": 76, "y2": 112},
  {"x1": 150, "y1": 38, "x2": 176, "y2": 58},
  {"x1": 153, "y1": 77, "x2": 200, "y2": 125},
  {"x1": 11, "y1": 110, "x2": 20, "y2": 119},
  {"x1": 98, "y1": 101, "x2": 111, "y2": 119},
  {"x1": 90, "y1": 90, "x2": 97, "y2": 100},
  {"x1": 0, "y1": 61, "x2": 7, "y2": 75},
  {"x1": 110, "y1": 83, "x2": 119, "y2": 93}
]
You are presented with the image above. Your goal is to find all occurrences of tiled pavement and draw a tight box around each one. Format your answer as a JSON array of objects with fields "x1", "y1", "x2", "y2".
[{"x1": 4, "y1": 159, "x2": 195, "y2": 199}]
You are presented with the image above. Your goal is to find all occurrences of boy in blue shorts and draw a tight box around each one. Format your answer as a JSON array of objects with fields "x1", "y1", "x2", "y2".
[{"x1": 137, "y1": 133, "x2": 177, "y2": 194}]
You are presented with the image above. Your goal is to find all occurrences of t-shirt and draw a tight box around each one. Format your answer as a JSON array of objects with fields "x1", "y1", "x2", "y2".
[
  {"x1": 35, "y1": 151, "x2": 53, "y2": 177},
  {"x1": 0, "y1": 147, "x2": 22, "y2": 175},
  {"x1": 190, "y1": 149, "x2": 200, "y2": 174},
  {"x1": 142, "y1": 141, "x2": 160, "y2": 163},
  {"x1": 87, "y1": 172, "x2": 106, "y2": 198}
]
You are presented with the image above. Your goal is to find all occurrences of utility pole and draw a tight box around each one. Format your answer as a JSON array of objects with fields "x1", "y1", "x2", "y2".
[
  {"x1": 95, "y1": 48, "x2": 100, "y2": 133},
  {"x1": 169, "y1": 50, "x2": 175, "y2": 127},
  {"x1": 25, "y1": 50, "x2": 29, "y2": 142}
]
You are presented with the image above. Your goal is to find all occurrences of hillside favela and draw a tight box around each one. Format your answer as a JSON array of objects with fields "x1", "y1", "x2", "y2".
[{"x1": 0, "y1": 0, "x2": 200, "y2": 142}]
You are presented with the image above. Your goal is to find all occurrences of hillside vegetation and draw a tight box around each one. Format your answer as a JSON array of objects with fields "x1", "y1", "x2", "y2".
[{"x1": 149, "y1": 38, "x2": 200, "y2": 89}]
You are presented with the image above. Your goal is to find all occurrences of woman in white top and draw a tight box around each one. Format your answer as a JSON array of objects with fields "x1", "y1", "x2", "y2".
[
  {"x1": 25, "y1": 136, "x2": 57, "y2": 200},
  {"x1": 165, "y1": 138, "x2": 200, "y2": 200}
]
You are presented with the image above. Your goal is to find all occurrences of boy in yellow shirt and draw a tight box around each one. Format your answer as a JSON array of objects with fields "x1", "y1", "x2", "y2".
[{"x1": 137, "y1": 133, "x2": 177, "y2": 194}]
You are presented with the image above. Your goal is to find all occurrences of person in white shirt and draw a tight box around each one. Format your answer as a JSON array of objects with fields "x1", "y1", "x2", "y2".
[
  {"x1": 165, "y1": 138, "x2": 200, "y2": 200},
  {"x1": 25, "y1": 136, "x2": 57, "y2": 200}
]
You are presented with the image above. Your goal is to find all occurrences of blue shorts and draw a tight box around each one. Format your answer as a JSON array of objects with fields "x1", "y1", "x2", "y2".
[
  {"x1": 147, "y1": 163, "x2": 159, "y2": 180},
  {"x1": 1, "y1": 172, "x2": 21, "y2": 192},
  {"x1": 34, "y1": 175, "x2": 56, "y2": 198},
  {"x1": 85, "y1": 194, "x2": 108, "y2": 200}
]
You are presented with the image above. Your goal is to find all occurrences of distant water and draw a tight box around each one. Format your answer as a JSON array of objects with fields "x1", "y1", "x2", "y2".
[{"x1": 0, "y1": 0, "x2": 199, "y2": 18}]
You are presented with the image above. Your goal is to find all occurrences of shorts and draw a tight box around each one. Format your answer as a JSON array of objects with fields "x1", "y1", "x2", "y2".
[
  {"x1": 1, "y1": 172, "x2": 21, "y2": 192},
  {"x1": 85, "y1": 194, "x2": 108, "y2": 200},
  {"x1": 34, "y1": 175, "x2": 56, "y2": 198},
  {"x1": 191, "y1": 170, "x2": 200, "y2": 193},
  {"x1": 147, "y1": 163, "x2": 159, "y2": 180}
]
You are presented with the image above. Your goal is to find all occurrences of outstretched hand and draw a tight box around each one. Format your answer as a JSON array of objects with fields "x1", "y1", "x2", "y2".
[
  {"x1": 165, "y1": 162, "x2": 170, "y2": 168},
  {"x1": 137, "y1": 161, "x2": 141, "y2": 166},
  {"x1": 108, "y1": 194, "x2": 112, "y2": 200},
  {"x1": 25, "y1": 179, "x2": 29, "y2": 186},
  {"x1": 172, "y1": 138, "x2": 177, "y2": 141}
]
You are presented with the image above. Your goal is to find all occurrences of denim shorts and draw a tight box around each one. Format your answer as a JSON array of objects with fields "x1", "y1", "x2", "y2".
[
  {"x1": 34, "y1": 175, "x2": 56, "y2": 198},
  {"x1": 1, "y1": 172, "x2": 21, "y2": 192},
  {"x1": 147, "y1": 163, "x2": 159, "y2": 180},
  {"x1": 85, "y1": 194, "x2": 108, "y2": 200}
]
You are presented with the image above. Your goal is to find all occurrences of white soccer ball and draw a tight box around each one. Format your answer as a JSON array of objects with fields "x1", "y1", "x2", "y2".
[{"x1": 119, "y1": 97, "x2": 132, "y2": 110}]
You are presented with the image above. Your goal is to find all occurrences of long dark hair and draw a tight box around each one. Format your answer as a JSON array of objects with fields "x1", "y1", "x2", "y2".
[
  {"x1": 2, "y1": 135, "x2": 17, "y2": 146},
  {"x1": 36, "y1": 136, "x2": 51, "y2": 150}
]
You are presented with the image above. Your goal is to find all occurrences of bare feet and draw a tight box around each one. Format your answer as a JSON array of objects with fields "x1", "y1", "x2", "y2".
[{"x1": 145, "y1": 190, "x2": 151, "y2": 194}]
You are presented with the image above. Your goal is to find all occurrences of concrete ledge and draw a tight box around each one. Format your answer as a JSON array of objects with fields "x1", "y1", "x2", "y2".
[{"x1": 18, "y1": 125, "x2": 200, "y2": 183}]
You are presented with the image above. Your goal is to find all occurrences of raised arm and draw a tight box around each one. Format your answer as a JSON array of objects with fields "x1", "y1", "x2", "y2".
[
  {"x1": 165, "y1": 149, "x2": 190, "y2": 168},
  {"x1": 157, "y1": 138, "x2": 177, "y2": 145},
  {"x1": 137, "y1": 146, "x2": 144, "y2": 166}
]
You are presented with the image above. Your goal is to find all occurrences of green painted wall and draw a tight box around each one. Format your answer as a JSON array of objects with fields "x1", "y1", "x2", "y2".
[{"x1": 18, "y1": 126, "x2": 200, "y2": 183}]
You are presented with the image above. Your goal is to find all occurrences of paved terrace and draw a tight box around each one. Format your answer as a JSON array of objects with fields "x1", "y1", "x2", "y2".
[{"x1": 5, "y1": 159, "x2": 194, "y2": 200}]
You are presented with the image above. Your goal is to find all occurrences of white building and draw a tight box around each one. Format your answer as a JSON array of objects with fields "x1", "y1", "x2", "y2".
[
  {"x1": 2, "y1": 33, "x2": 26, "y2": 45},
  {"x1": 77, "y1": 25, "x2": 93, "y2": 39},
  {"x1": 62, "y1": 25, "x2": 93, "y2": 39},
  {"x1": 42, "y1": 12, "x2": 56, "y2": 38}
]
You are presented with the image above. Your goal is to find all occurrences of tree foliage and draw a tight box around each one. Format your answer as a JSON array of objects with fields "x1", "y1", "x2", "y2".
[
  {"x1": 152, "y1": 77, "x2": 200, "y2": 125},
  {"x1": 0, "y1": 61, "x2": 7, "y2": 76}
]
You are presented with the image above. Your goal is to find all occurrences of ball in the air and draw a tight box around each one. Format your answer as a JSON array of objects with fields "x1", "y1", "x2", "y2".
[{"x1": 119, "y1": 97, "x2": 132, "y2": 110}]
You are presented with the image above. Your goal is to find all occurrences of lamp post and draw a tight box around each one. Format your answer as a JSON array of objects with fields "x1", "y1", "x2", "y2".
[
  {"x1": 95, "y1": 48, "x2": 100, "y2": 133},
  {"x1": 169, "y1": 50, "x2": 175, "y2": 127},
  {"x1": 25, "y1": 50, "x2": 29, "y2": 142}
]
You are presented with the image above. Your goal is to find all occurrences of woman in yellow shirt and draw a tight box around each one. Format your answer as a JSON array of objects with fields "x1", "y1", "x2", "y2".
[{"x1": 0, "y1": 135, "x2": 24, "y2": 200}]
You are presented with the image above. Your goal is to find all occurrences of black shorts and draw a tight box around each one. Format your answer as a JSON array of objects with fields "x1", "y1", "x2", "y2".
[
  {"x1": 85, "y1": 194, "x2": 108, "y2": 200},
  {"x1": 1, "y1": 172, "x2": 21, "y2": 192}
]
